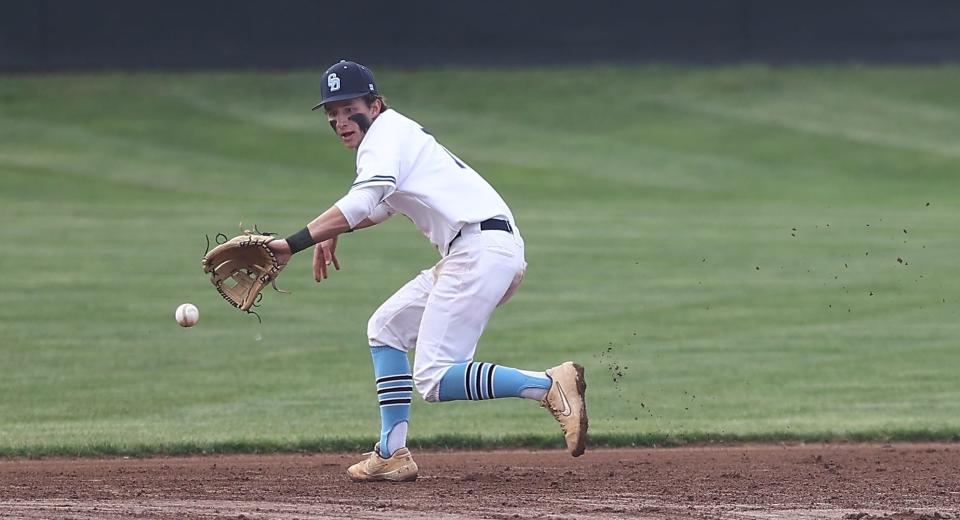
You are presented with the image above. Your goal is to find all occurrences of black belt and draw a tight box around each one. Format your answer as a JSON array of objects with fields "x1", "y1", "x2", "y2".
[{"x1": 449, "y1": 218, "x2": 513, "y2": 249}]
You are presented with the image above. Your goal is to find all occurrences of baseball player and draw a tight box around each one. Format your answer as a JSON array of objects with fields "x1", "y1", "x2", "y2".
[{"x1": 268, "y1": 60, "x2": 587, "y2": 482}]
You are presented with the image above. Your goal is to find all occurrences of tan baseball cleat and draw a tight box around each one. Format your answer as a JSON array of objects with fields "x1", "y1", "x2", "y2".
[
  {"x1": 347, "y1": 445, "x2": 419, "y2": 482},
  {"x1": 541, "y1": 362, "x2": 588, "y2": 457}
]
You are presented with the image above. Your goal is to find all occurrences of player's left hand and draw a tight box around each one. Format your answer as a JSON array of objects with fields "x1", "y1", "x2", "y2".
[{"x1": 313, "y1": 237, "x2": 340, "y2": 282}]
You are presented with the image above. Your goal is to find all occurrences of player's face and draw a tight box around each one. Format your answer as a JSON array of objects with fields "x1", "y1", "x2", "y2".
[{"x1": 325, "y1": 98, "x2": 378, "y2": 149}]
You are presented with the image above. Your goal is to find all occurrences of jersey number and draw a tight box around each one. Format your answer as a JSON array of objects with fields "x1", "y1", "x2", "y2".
[{"x1": 421, "y1": 127, "x2": 466, "y2": 169}]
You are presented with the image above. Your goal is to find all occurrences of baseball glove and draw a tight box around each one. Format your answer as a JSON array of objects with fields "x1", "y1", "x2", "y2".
[{"x1": 201, "y1": 231, "x2": 285, "y2": 312}]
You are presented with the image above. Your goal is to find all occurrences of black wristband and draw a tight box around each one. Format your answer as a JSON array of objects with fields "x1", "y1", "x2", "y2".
[{"x1": 285, "y1": 227, "x2": 315, "y2": 255}]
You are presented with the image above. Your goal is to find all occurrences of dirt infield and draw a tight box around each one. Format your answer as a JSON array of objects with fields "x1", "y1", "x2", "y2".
[{"x1": 1, "y1": 443, "x2": 957, "y2": 519}]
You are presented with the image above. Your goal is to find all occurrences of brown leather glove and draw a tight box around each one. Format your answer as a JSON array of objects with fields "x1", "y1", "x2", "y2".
[{"x1": 201, "y1": 232, "x2": 284, "y2": 312}]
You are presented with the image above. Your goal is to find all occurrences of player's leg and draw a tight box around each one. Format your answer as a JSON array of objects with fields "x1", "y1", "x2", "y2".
[
  {"x1": 438, "y1": 361, "x2": 587, "y2": 457},
  {"x1": 412, "y1": 230, "x2": 587, "y2": 455},
  {"x1": 348, "y1": 269, "x2": 433, "y2": 482},
  {"x1": 427, "y1": 260, "x2": 552, "y2": 403},
  {"x1": 370, "y1": 346, "x2": 413, "y2": 457},
  {"x1": 436, "y1": 363, "x2": 549, "y2": 401},
  {"x1": 412, "y1": 232, "x2": 544, "y2": 402}
]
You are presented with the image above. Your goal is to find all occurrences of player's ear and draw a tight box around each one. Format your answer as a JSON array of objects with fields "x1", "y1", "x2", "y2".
[{"x1": 371, "y1": 98, "x2": 383, "y2": 118}]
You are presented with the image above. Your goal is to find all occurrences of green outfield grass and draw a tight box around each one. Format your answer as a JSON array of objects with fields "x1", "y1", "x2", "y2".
[{"x1": 1, "y1": 65, "x2": 959, "y2": 456}]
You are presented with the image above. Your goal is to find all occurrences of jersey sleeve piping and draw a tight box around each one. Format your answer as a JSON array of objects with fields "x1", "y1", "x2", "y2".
[{"x1": 351, "y1": 175, "x2": 397, "y2": 189}]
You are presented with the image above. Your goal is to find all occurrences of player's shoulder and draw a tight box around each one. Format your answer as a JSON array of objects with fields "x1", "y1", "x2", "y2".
[
  {"x1": 360, "y1": 109, "x2": 421, "y2": 149},
  {"x1": 373, "y1": 108, "x2": 419, "y2": 132}
]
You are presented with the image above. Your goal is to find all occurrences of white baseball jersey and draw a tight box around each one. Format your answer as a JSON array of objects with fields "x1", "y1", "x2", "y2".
[{"x1": 348, "y1": 109, "x2": 515, "y2": 255}]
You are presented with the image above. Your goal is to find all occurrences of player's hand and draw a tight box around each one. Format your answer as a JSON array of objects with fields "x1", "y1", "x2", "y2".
[
  {"x1": 267, "y1": 239, "x2": 292, "y2": 268},
  {"x1": 313, "y1": 237, "x2": 340, "y2": 282}
]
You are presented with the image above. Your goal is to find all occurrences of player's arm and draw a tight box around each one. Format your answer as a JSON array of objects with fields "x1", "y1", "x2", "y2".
[
  {"x1": 310, "y1": 210, "x2": 390, "y2": 281},
  {"x1": 267, "y1": 205, "x2": 349, "y2": 268},
  {"x1": 311, "y1": 193, "x2": 396, "y2": 281},
  {"x1": 269, "y1": 185, "x2": 392, "y2": 275},
  {"x1": 351, "y1": 217, "x2": 381, "y2": 231},
  {"x1": 311, "y1": 207, "x2": 392, "y2": 280}
]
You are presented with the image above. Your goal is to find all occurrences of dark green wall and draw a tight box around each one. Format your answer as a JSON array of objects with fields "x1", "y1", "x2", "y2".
[{"x1": 2, "y1": 0, "x2": 959, "y2": 71}]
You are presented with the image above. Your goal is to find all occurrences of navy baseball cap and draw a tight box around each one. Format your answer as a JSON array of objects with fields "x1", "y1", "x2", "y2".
[{"x1": 312, "y1": 60, "x2": 379, "y2": 111}]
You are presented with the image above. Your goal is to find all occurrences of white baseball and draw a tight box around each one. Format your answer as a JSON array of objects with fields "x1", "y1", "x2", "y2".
[{"x1": 175, "y1": 303, "x2": 199, "y2": 327}]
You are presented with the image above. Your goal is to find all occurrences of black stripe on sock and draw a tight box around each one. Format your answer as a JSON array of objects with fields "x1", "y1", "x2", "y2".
[
  {"x1": 379, "y1": 398, "x2": 412, "y2": 406},
  {"x1": 475, "y1": 362, "x2": 485, "y2": 400},
  {"x1": 465, "y1": 362, "x2": 474, "y2": 400},
  {"x1": 484, "y1": 363, "x2": 493, "y2": 400},
  {"x1": 475, "y1": 363, "x2": 485, "y2": 400},
  {"x1": 376, "y1": 374, "x2": 413, "y2": 384},
  {"x1": 487, "y1": 364, "x2": 496, "y2": 400},
  {"x1": 377, "y1": 386, "x2": 413, "y2": 394}
]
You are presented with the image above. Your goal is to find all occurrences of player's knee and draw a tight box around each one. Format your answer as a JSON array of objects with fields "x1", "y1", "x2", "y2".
[
  {"x1": 413, "y1": 362, "x2": 447, "y2": 403},
  {"x1": 366, "y1": 306, "x2": 418, "y2": 351},
  {"x1": 366, "y1": 314, "x2": 382, "y2": 345},
  {"x1": 414, "y1": 375, "x2": 439, "y2": 403},
  {"x1": 366, "y1": 310, "x2": 397, "y2": 349}
]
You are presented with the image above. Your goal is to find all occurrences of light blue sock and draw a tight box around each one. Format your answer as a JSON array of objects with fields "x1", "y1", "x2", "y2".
[
  {"x1": 370, "y1": 346, "x2": 412, "y2": 458},
  {"x1": 438, "y1": 362, "x2": 552, "y2": 402}
]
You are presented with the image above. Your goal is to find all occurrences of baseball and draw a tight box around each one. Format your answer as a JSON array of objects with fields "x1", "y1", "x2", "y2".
[{"x1": 175, "y1": 303, "x2": 200, "y2": 327}]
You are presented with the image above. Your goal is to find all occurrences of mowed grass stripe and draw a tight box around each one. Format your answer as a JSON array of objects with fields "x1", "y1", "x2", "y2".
[{"x1": 0, "y1": 65, "x2": 958, "y2": 456}]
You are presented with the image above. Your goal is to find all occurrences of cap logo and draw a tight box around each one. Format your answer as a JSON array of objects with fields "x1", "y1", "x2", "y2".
[{"x1": 327, "y1": 73, "x2": 341, "y2": 92}]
